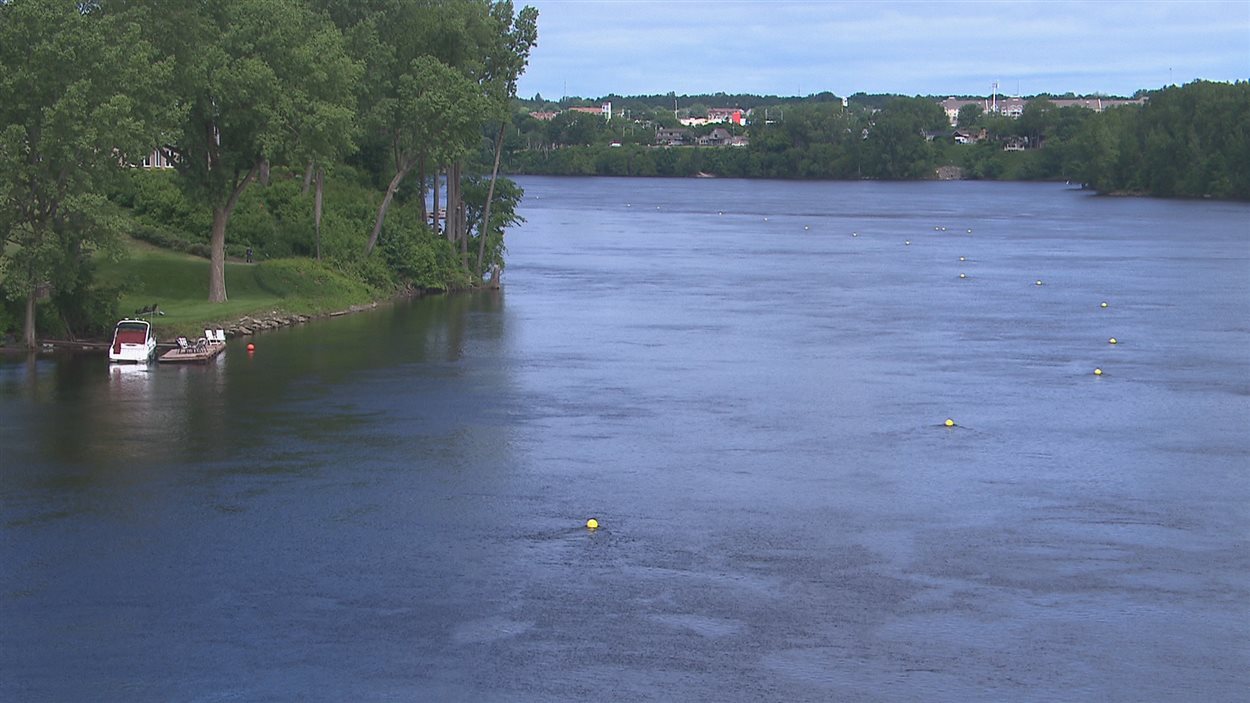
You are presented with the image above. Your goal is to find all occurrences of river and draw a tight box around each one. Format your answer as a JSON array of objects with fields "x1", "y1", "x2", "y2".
[{"x1": 2, "y1": 178, "x2": 1248, "y2": 701}]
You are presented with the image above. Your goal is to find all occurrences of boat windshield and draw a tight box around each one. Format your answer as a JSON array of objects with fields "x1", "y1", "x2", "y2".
[{"x1": 114, "y1": 321, "x2": 149, "y2": 344}]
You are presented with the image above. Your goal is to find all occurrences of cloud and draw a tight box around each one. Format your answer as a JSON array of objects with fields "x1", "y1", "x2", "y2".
[{"x1": 516, "y1": 0, "x2": 1250, "y2": 98}]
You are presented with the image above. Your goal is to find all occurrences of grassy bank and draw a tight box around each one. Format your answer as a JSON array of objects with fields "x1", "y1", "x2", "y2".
[{"x1": 96, "y1": 239, "x2": 379, "y2": 339}]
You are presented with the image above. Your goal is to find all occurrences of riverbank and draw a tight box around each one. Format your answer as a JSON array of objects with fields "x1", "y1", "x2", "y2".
[{"x1": 0, "y1": 239, "x2": 398, "y2": 352}]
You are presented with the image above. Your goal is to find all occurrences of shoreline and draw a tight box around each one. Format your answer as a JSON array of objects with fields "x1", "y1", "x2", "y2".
[{"x1": 0, "y1": 286, "x2": 467, "y2": 357}]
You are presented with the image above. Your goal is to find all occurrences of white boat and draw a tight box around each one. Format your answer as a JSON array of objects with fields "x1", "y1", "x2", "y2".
[{"x1": 108, "y1": 319, "x2": 157, "y2": 363}]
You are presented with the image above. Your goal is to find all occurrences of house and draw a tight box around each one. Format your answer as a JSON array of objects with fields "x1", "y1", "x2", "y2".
[
  {"x1": 140, "y1": 147, "x2": 175, "y2": 169},
  {"x1": 939, "y1": 98, "x2": 990, "y2": 126},
  {"x1": 1002, "y1": 136, "x2": 1028, "y2": 151},
  {"x1": 655, "y1": 128, "x2": 692, "y2": 146},
  {"x1": 529, "y1": 111, "x2": 559, "y2": 121},
  {"x1": 1049, "y1": 97, "x2": 1145, "y2": 112},
  {"x1": 706, "y1": 107, "x2": 744, "y2": 125},
  {"x1": 993, "y1": 97, "x2": 1027, "y2": 118},
  {"x1": 939, "y1": 94, "x2": 1146, "y2": 126},
  {"x1": 697, "y1": 127, "x2": 733, "y2": 146},
  {"x1": 567, "y1": 101, "x2": 613, "y2": 120},
  {"x1": 953, "y1": 128, "x2": 987, "y2": 144}
]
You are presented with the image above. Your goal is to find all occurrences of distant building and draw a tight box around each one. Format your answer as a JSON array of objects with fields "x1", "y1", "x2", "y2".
[
  {"x1": 697, "y1": 127, "x2": 733, "y2": 146},
  {"x1": 655, "y1": 128, "x2": 692, "y2": 146},
  {"x1": 529, "y1": 111, "x2": 559, "y2": 121},
  {"x1": 939, "y1": 97, "x2": 991, "y2": 126},
  {"x1": 939, "y1": 95, "x2": 1146, "y2": 126},
  {"x1": 568, "y1": 101, "x2": 613, "y2": 120},
  {"x1": 1002, "y1": 136, "x2": 1028, "y2": 151},
  {"x1": 1049, "y1": 97, "x2": 1145, "y2": 112},
  {"x1": 706, "y1": 107, "x2": 744, "y2": 125},
  {"x1": 140, "y1": 147, "x2": 175, "y2": 169},
  {"x1": 954, "y1": 128, "x2": 987, "y2": 144}
]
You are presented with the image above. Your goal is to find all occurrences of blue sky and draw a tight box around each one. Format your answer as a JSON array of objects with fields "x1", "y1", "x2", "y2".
[{"x1": 514, "y1": 0, "x2": 1250, "y2": 99}]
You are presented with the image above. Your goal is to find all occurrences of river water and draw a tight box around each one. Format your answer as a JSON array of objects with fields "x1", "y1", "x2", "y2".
[{"x1": 2, "y1": 178, "x2": 1248, "y2": 701}]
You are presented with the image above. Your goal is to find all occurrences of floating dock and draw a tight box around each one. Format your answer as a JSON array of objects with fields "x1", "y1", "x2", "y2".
[{"x1": 159, "y1": 343, "x2": 226, "y2": 363}]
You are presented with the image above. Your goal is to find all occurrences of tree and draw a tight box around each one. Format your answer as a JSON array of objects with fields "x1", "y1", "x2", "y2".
[
  {"x1": 863, "y1": 97, "x2": 945, "y2": 179},
  {"x1": 361, "y1": 55, "x2": 486, "y2": 256},
  {"x1": 157, "y1": 0, "x2": 358, "y2": 302},
  {"x1": 956, "y1": 103, "x2": 983, "y2": 127},
  {"x1": 475, "y1": 1, "x2": 538, "y2": 279},
  {"x1": 1018, "y1": 98, "x2": 1057, "y2": 147},
  {"x1": 0, "y1": 0, "x2": 176, "y2": 347}
]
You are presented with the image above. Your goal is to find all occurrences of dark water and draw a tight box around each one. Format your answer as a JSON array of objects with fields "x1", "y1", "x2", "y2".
[{"x1": 2, "y1": 178, "x2": 1248, "y2": 701}]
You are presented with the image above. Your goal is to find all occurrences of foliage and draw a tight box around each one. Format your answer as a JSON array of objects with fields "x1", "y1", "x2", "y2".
[
  {"x1": 1072, "y1": 81, "x2": 1250, "y2": 198},
  {"x1": 507, "y1": 82, "x2": 1248, "y2": 201},
  {"x1": 146, "y1": 0, "x2": 362, "y2": 302},
  {"x1": 0, "y1": 0, "x2": 177, "y2": 346}
]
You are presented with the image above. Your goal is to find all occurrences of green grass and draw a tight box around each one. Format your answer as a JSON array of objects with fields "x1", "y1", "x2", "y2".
[{"x1": 97, "y1": 239, "x2": 378, "y2": 338}]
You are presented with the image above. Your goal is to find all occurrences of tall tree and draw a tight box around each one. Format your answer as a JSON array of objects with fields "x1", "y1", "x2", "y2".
[
  {"x1": 0, "y1": 0, "x2": 176, "y2": 347},
  {"x1": 361, "y1": 54, "x2": 485, "y2": 256},
  {"x1": 475, "y1": 2, "x2": 538, "y2": 278},
  {"x1": 156, "y1": 0, "x2": 358, "y2": 302}
]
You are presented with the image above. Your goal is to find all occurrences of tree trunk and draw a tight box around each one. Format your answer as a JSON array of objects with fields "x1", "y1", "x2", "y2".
[
  {"x1": 302, "y1": 161, "x2": 315, "y2": 194},
  {"x1": 445, "y1": 165, "x2": 457, "y2": 244},
  {"x1": 431, "y1": 168, "x2": 441, "y2": 235},
  {"x1": 476, "y1": 121, "x2": 507, "y2": 278},
  {"x1": 209, "y1": 205, "x2": 229, "y2": 302},
  {"x1": 314, "y1": 166, "x2": 324, "y2": 261},
  {"x1": 417, "y1": 153, "x2": 427, "y2": 226},
  {"x1": 209, "y1": 164, "x2": 259, "y2": 302},
  {"x1": 364, "y1": 161, "x2": 412, "y2": 256},
  {"x1": 22, "y1": 288, "x2": 36, "y2": 350}
]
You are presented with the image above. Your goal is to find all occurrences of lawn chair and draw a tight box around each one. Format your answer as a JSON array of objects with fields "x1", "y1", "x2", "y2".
[
  {"x1": 176, "y1": 337, "x2": 192, "y2": 354},
  {"x1": 213, "y1": 329, "x2": 227, "y2": 343}
]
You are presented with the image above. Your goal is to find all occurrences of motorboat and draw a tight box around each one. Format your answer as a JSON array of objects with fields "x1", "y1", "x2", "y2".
[{"x1": 108, "y1": 319, "x2": 157, "y2": 363}]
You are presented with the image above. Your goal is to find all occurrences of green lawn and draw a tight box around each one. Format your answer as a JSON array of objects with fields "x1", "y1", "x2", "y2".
[{"x1": 97, "y1": 239, "x2": 377, "y2": 338}]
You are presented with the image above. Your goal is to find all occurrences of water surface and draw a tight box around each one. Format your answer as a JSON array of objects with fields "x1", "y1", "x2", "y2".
[{"x1": 2, "y1": 178, "x2": 1248, "y2": 701}]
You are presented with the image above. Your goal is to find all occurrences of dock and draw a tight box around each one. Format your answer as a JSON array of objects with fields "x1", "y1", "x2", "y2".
[{"x1": 159, "y1": 342, "x2": 226, "y2": 363}]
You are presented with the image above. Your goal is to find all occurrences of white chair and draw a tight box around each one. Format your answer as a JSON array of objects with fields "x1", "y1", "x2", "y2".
[{"x1": 214, "y1": 329, "x2": 227, "y2": 343}]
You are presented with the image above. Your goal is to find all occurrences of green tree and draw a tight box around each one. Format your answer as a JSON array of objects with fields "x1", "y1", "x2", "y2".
[
  {"x1": 0, "y1": 0, "x2": 176, "y2": 347},
  {"x1": 155, "y1": 0, "x2": 358, "y2": 302},
  {"x1": 956, "y1": 103, "x2": 982, "y2": 127},
  {"x1": 475, "y1": 1, "x2": 538, "y2": 278},
  {"x1": 863, "y1": 97, "x2": 945, "y2": 179},
  {"x1": 361, "y1": 54, "x2": 485, "y2": 256}
]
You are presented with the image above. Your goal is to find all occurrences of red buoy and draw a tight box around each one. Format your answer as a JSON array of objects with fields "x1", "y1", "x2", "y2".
[{"x1": 247, "y1": 343, "x2": 255, "y2": 352}]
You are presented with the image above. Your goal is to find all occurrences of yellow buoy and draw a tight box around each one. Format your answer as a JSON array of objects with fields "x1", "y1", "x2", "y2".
[
  {"x1": 959, "y1": 256, "x2": 966, "y2": 261},
  {"x1": 852, "y1": 232, "x2": 858, "y2": 237},
  {"x1": 905, "y1": 240, "x2": 911, "y2": 245},
  {"x1": 1035, "y1": 280, "x2": 1043, "y2": 286},
  {"x1": 959, "y1": 273, "x2": 967, "y2": 279},
  {"x1": 967, "y1": 229, "x2": 973, "y2": 233},
  {"x1": 1109, "y1": 338, "x2": 1117, "y2": 344},
  {"x1": 1094, "y1": 368, "x2": 1103, "y2": 376},
  {"x1": 586, "y1": 518, "x2": 599, "y2": 530},
  {"x1": 944, "y1": 418, "x2": 955, "y2": 427},
  {"x1": 1100, "y1": 301, "x2": 1109, "y2": 308}
]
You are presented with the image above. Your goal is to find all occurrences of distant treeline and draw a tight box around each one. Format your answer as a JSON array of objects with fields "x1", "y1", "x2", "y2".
[{"x1": 503, "y1": 81, "x2": 1249, "y2": 200}]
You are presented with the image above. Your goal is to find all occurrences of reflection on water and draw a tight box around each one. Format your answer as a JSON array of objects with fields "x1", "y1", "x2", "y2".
[{"x1": 2, "y1": 179, "x2": 1248, "y2": 701}]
